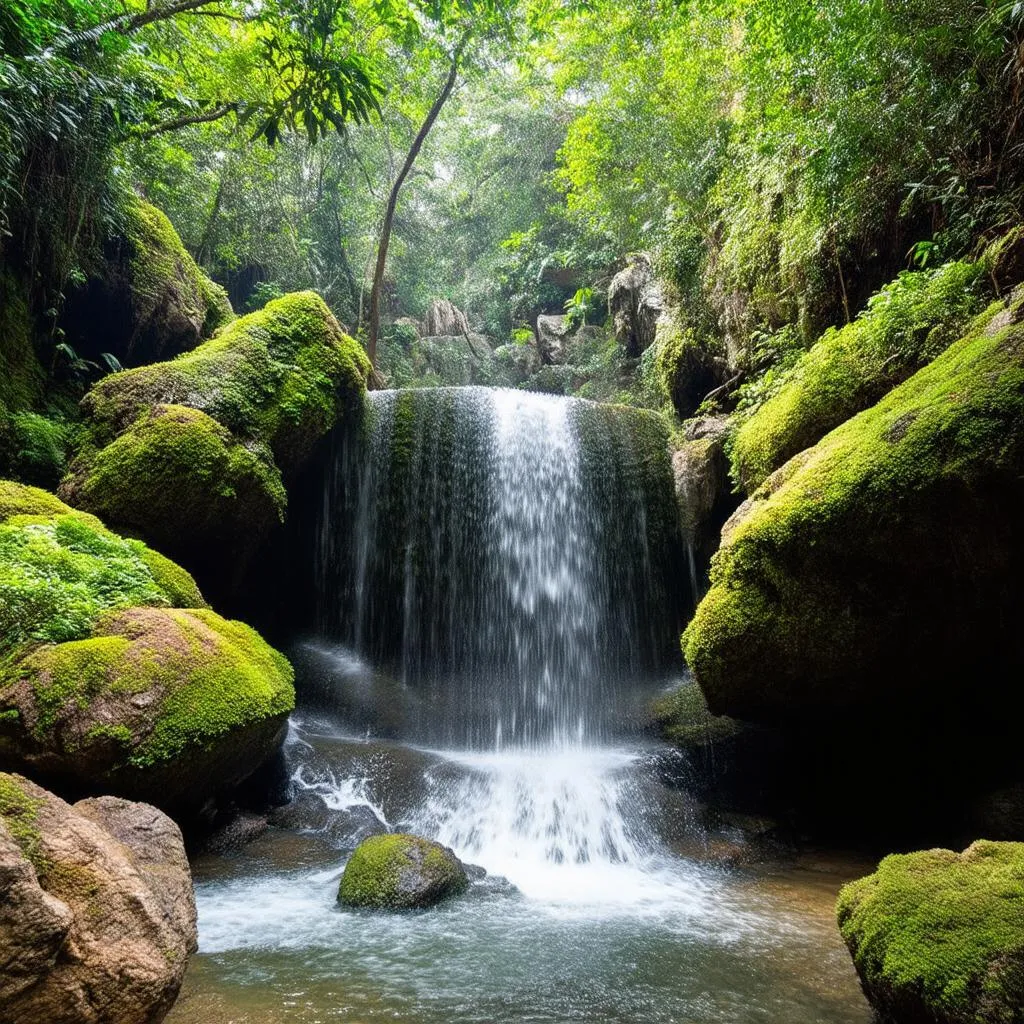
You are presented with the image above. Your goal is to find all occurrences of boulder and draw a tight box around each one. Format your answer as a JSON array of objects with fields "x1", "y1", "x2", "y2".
[
  {"x1": 422, "y1": 299, "x2": 471, "y2": 338},
  {"x1": 837, "y1": 840, "x2": 1024, "y2": 1024},
  {"x1": 671, "y1": 415, "x2": 735, "y2": 603},
  {"x1": 683, "y1": 291, "x2": 1024, "y2": 728},
  {"x1": 60, "y1": 291, "x2": 370, "y2": 595},
  {"x1": 493, "y1": 341, "x2": 542, "y2": 385},
  {"x1": 338, "y1": 833, "x2": 469, "y2": 910},
  {"x1": 535, "y1": 314, "x2": 572, "y2": 364},
  {"x1": 730, "y1": 259, "x2": 984, "y2": 491},
  {"x1": 608, "y1": 255, "x2": 664, "y2": 357},
  {"x1": 0, "y1": 480, "x2": 295, "y2": 813},
  {"x1": 0, "y1": 773, "x2": 196, "y2": 1023},
  {"x1": 61, "y1": 197, "x2": 233, "y2": 368}
]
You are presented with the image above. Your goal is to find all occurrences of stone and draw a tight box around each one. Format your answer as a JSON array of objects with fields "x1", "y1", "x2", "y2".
[
  {"x1": 0, "y1": 773, "x2": 196, "y2": 1024},
  {"x1": 535, "y1": 314, "x2": 572, "y2": 364},
  {"x1": 338, "y1": 833, "x2": 469, "y2": 910},
  {"x1": 608, "y1": 255, "x2": 664, "y2": 356},
  {"x1": 422, "y1": 299, "x2": 471, "y2": 338}
]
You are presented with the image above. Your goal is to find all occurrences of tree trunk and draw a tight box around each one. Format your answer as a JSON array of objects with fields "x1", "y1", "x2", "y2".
[{"x1": 367, "y1": 41, "x2": 465, "y2": 366}]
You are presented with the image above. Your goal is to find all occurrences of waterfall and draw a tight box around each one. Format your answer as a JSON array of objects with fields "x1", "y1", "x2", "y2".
[{"x1": 314, "y1": 386, "x2": 685, "y2": 750}]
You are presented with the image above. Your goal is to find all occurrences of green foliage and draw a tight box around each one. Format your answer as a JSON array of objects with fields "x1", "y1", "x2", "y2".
[
  {"x1": 3, "y1": 412, "x2": 76, "y2": 489},
  {"x1": 0, "y1": 507, "x2": 201, "y2": 653},
  {"x1": 730, "y1": 260, "x2": 985, "y2": 489},
  {"x1": 837, "y1": 841, "x2": 1024, "y2": 1023}
]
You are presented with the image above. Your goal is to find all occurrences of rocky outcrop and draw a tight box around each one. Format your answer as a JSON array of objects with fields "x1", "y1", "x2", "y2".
[
  {"x1": 671, "y1": 415, "x2": 735, "y2": 601},
  {"x1": 0, "y1": 481, "x2": 295, "y2": 813},
  {"x1": 493, "y1": 340, "x2": 542, "y2": 385},
  {"x1": 536, "y1": 314, "x2": 572, "y2": 364},
  {"x1": 0, "y1": 773, "x2": 196, "y2": 1023},
  {"x1": 730, "y1": 259, "x2": 984, "y2": 491},
  {"x1": 654, "y1": 316, "x2": 727, "y2": 420},
  {"x1": 338, "y1": 833, "x2": 469, "y2": 910},
  {"x1": 61, "y1": 197, "x2": 233, "y2": 368},
  {"x1": 608, "y1": 255, "x2": 664, "y2": 357},
  {"x1": 683, "y1": 291, "x2": 1024, "y2": 727},
  {"x1": 837, "y1": 840, "x2": 1024, "y2": 1024},
  {"x1": 422, "y1": 298, "x2": 471, "y2": 338},
  {"x1": 60, "y1": 291, "x2": 370, "y2": 595}
]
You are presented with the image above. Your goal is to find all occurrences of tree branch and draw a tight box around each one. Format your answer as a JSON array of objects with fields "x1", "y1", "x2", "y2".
[
  {"x1": 368, "y1": 36, "x2": 469, "y2": 365},
  {"x1": 136, "y1": 102, "x2": 238, "y2": 140}
]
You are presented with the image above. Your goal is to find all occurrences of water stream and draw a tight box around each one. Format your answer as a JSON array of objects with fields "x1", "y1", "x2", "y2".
[{"x1": 169, "y1": 388, "x2": 872, "y2": 1023}]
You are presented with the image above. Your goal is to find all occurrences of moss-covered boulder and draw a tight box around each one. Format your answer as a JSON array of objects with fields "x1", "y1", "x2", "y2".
[
  {"x1": 837, "y1": 841, "x2": 1024, "y2": 1024},
  {"x1": 338, "y1": 833, "x2": 469, "y2": 910},
  {"x1": 731, "y1": 260, "x2": 984, "y2": 491},
  {"x1": 683, "y1": 292, "x2": 1024, "y2": 725},
  {"x1": 60, "y1": 197, "x2": 233, "y2": 368},
  {"x1": 61, "y1": 291, "x2": 370, "y2": 590},
  {"x1": 0, "y1": 480, "x2": 295, "y2": 812}
]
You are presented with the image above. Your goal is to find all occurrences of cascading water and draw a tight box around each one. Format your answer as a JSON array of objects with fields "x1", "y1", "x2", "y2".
[
  {"x1": 315, "y1": 386, "x2": 683, "y2": 750},
  {"x1": 172, "y1": 386, "x2": 874, "y2": 1024}
]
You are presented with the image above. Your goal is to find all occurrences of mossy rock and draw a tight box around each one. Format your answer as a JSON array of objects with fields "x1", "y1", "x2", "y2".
[
  {"x1": 654, "y1": 318, "x2": 724, "y2": 420},
  {"x1": 338, "y1": 833, "x2": 469, "y2": 910},
  {"x1": 61, "y1": 403, "x2": 286, "y2": 573},
  {"x1": 731, "y1": 260, "x2": 985, "y2": 491},
  {"x1": 60, "y1": 197, "x2": 234, "y2": 368},
  {"x1": 837, "y1": 840, "x2": 1024, "y2": 1024},
  {"x1": 683, "y1": 292, "x2": 1024, "y2": 726},
  {"x1": 0, "y1": 480, "x2": 294, "y2": 812},
  {"x1": 651, "y1": 682, "x2": 746, "y2": 751},
  {"x1": 0, "y1": 273, "x2": 44, "y2": 416},
  {"x1": 62, "y1": 291, "x2": 369, "y2": 591}
]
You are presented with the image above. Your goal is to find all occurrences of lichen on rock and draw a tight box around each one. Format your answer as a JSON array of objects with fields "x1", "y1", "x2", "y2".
[{"x1": 837, "y1": 840, "x2": 1024, "y2": 1024}]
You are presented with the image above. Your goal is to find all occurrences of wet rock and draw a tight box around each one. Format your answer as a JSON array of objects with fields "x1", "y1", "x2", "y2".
[
  {"x1": 338, "y1": 833, "x2": 469, "y2": 910},
  {"x1": 671, "y1": 415, "x2": 736, "y2": 601},
  {"x1": 422, "y1": 299, "x2": 471, "y2": 338},
  {"x1": 0, "y1": 772, "x2": 196, "y2": 1024},
  {"x1": 200, "y1": 812, "x2": 270, "y2": 855},
  {"x1": 608, "y1": 255, "x2": 663, "y2": 356},
  {"x1": 493, "y1": 341, "x2": 542, "y2": 384}
]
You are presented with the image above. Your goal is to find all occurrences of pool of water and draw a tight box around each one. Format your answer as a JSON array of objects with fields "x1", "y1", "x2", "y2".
[{"x1": 167, "y1": 718, "x2": 873, "y2": 1024}]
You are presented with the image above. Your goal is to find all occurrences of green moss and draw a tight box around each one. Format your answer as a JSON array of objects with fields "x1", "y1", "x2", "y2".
[
  {"x1": 338, "y1": 833, "x2": 468, "y2": 910},
  {"x1": 6, "y1": 606, "x2": 294, "y2": 774},
  {"x1": 130, "y1": 608, "x2": 294, "y2": 768},
  {"x1": 0, "y1": 479, "x2": 72, "y2": 523},
  {"x1": 0, "y1": 771, "x2": 44, "y2": 868},
  {"x1": 0, "y1": 273, "x2": 44, "y2": 415},
  {"x1": 652, "y1": 683, "x2": 745, "y2": 749},
  {"x1": 4, "y1": 411, "x2": 75, "y2": 489},
  {"x1": 837, "y1": 840, "x2": 1024, "y2": 1023},
  {"x1": 125, "y1": 198, "x2": 232, "y2": 348},
  {"x1": 65, "y1": 403, "x2": 286, "y2": 545},
  {"x1": 731, "y1": 260, "x2": 985, "y2": 490},
  {"x1": 81, "y1": 291, "x2": 369, "y2": 469},
  {"x1": 0, "y1": 481, "x2": 205, "y2": 659},
  {"x1": 683, "y1": 294, "x2": 1024, "y2": 720}
]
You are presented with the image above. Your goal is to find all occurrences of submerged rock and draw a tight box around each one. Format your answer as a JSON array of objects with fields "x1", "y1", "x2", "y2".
[
  {"x1": 837, "y1": 840, "x2": 1024, "y2": 1024},
  {"x1": 338, "y1": 833, "x2": 469, "y2": 910},
  {"x1": 0, "y1": 772, "x2": 196, "y2": 1023},
  {"x1": 0, "y1": 480, "x2": 295, "y2": 814}
]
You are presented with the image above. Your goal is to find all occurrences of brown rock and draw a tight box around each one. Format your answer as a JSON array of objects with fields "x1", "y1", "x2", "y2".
[{"x1": 0, "y1": 773, "x2": 196, "y2": 1024}]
